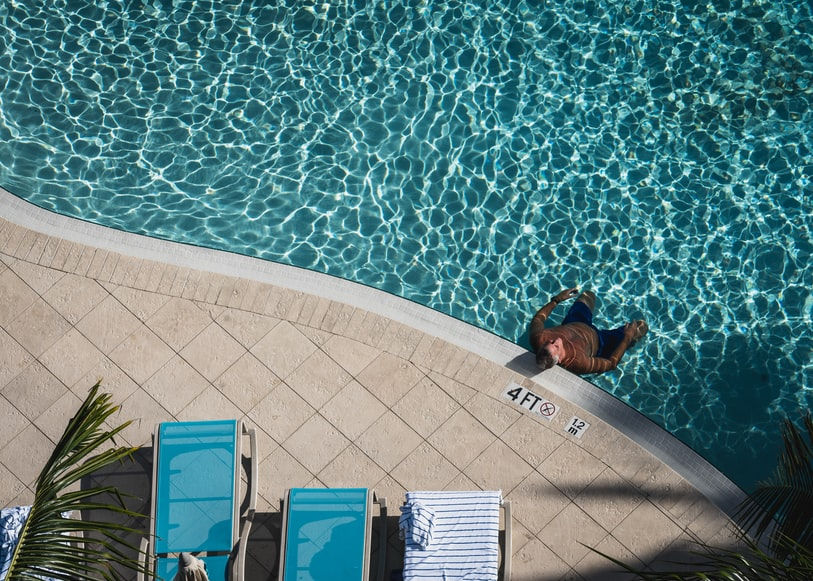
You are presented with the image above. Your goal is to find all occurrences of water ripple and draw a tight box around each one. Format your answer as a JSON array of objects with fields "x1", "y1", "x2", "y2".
[{"x1": 2, "y1": 0, "x2": 812, "y2": 490}]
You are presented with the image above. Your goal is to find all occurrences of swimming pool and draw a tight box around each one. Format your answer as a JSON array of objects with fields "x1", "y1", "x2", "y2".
[{"x1": 1, "y1": 0, "x2": 811, "y2": 491}]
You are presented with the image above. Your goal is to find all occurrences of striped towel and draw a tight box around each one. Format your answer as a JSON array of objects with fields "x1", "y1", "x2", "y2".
[
  {"x1": 402, "y1": 491, "x2": 502, "y2": 581},
  {"x1": 1, "y1": 506, "x2": 30, "y2": 581},
  {"x1": 1, "y1": 506, "x2": 71, "y2": 581},
  {"x1": 399, "y1": 501, "x2": 436, "y2": 549}
]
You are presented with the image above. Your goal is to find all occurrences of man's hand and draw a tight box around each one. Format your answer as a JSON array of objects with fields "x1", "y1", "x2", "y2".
[{"x1": 553, "y1": 287, "x2": 579, "y2": 304}]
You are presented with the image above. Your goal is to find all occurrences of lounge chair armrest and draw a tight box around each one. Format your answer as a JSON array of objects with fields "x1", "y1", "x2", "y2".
[
  {"x1": 137, "y1": 537, "x2": 150, "y2": 581},
  {"x1": 375, "y1": 496, "x2": 387, "y2": 581},
  {"x1": 245, "y1": 425, "x2": 258, "y2": 513},
  {"x1": 502, "y1": 500, "x2": 512, "y2": 581},
  {"x1": 235, "y1": 425, "x2": 259, "y2": 581}
]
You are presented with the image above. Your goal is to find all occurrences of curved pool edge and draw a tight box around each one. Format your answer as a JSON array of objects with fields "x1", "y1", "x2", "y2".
[{"x1": 0, "y1": 186, "x2": 748, "y2": 518}]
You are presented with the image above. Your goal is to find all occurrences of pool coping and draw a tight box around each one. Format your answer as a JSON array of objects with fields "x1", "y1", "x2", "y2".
[{"x1": 0, "y1": 186, "x2": 747, "y2": 518}]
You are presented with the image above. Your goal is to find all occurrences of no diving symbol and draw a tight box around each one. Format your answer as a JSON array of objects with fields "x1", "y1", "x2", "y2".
[
  {"x1": 502, "y1": 382, "x2": 559, "y2": 421},
  {"x1": 539, "y1": 402, "x2": 556, "y2": 417}
]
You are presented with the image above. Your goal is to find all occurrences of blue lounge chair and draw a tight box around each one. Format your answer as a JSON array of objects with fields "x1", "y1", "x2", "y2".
[
  {"x1": 399, "y1": 490, "x2": 512, "y2": 581},
  {"x1": 278, "y1": 488, "x2": 387, "y2": 581},
  {"x1": 139, "y1": 419, "x2": 258, "y2": 581}
]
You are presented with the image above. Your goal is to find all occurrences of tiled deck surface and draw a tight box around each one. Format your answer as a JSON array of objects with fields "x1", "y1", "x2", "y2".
[{"x1": 1, "y1": 192, "x2": 745, "y2": 580}]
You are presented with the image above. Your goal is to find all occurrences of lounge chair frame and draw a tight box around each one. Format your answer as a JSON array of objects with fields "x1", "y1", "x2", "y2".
[
  {"x1": 138, "y1": 419, "x2": 257, "y2": 581},
  {"x1": 400, "y1": 491, "x2": 512, "y2": 581},
  {"x1": 277, "y1": 488, "x2": 387, "y2": 581}
]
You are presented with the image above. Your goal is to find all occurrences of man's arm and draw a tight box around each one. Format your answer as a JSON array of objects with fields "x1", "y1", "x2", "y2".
[
  {"x1": 528, "y1": 287, "x2": 579, "y2": 350},
  {"x1": 528, "y1": 300, "x2": 557, "y2": 348}
]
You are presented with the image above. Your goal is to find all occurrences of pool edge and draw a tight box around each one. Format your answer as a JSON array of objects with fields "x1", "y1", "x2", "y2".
[{"x1": 0, "y1": 186, "x2": 748, "y2": 518}]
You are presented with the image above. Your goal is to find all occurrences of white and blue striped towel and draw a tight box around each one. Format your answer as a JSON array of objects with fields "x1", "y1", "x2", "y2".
[
  {"x1": 401, "y1": 490, "x2": 502, "y2": 581},
  {"x1": 399, "y1": 501, "x2": 436, "y2": 549},
  {"x1": 1, "y1": 506, "x2": 73, "y2": 581},
  {"x1": 1, "y1": 506, "x2": 30, "y2": 581}
]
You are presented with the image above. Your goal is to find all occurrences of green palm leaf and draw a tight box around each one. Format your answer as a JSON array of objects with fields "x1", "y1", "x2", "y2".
[
  {"x1": 588, "y1": 410, "x2": 813, "y2": 579},
  {"x1": 736, "y1": 411, "x2": 813, "y2": 557},
  {"x1": 586, "y1": 533, "x2": 813, "y2": 580},
  {"x1": 5, "y1": 382, "x2": 150, "y2": 581}
]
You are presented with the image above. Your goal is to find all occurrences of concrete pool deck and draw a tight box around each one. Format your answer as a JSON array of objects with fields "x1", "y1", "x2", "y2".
[{"x1": 1, "y1": 188, "x2": 745, "y2": 580}]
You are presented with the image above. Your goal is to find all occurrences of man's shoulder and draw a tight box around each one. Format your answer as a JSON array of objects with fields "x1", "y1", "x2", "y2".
[
  {"x1": 530, "y1": 325, "x2": 564, "y2": 339},
  {"x1": 529, "y1": 325, "x2": 563, "y2": 348}
]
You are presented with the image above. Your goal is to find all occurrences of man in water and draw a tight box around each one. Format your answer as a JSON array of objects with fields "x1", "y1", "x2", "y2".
[{"x1": 529, "y1": 287, "x2": 648, "y2": 375}]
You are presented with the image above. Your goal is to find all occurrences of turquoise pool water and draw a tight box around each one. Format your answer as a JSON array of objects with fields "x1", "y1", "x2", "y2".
[{"x1": 1, "y1": 0, "x2": 811, "y2": 491}]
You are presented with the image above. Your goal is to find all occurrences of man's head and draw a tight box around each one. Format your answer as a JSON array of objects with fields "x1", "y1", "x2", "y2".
[
  {"x1": 535, "y1": 337, "x2": 563, "y2": 371},
  {"x1": 535, "y1": 345, "x2": 558, "y2": 370}
]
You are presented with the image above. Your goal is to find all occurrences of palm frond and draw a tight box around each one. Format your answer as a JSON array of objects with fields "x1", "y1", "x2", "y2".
[
  {"x1": 735, "y1": 411, "x2": 813, "y2": 555},
  {"x1": 6, "y1": 381, "x2": 150, "y2": 581},
  {"x1": 586, "y1": 533, "x2": 813, "y2": 580}
]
